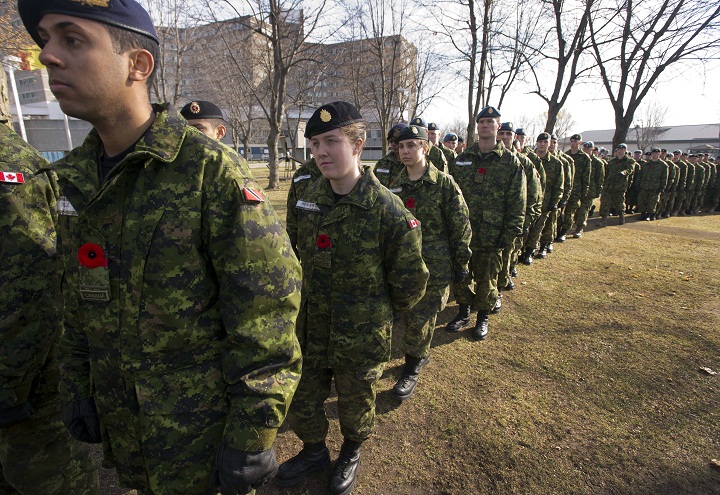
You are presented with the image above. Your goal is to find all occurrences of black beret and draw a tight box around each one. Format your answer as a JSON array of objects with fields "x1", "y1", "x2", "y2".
[
  {"x1": 305, "y1": 101, "x2": 363, "y2": 139},
  {"x1": 651, "y1": 147, "x2": 661, "y2": 153},
  {"x1": 475, "y1": 106, "x2": 500, "y2": 121},
  {"x1": 570, "y1": 133, "x2": 582, "y2": 141},
  {"x1": 180, "y1": 100, "x2": 224, "y2": 121},
  {"x1": 427, "y1": 122, "x2": 439, "y2": 131},
  {"x1": 616, "y1": 143, "x2": 628, "y2": 149},
  {"x1": 498, "y1": 122, "x2": 514, "y2": 132},
  {"x1": 515, "y1": 128, "x2": 525, "y2": 136},
  {"x1": 458, "y1": 136, "x2": 465, "y2": 143},
  {"x1": 397, "y1": 125, "x2": 428, "y2": 142},
  {"x1": 410, "y1": 116, "x2": 427, "y2": 128},
  {"x1": 443, "y1": 133, "x2": 458, "y2": 142},
  {"x1": 673, "y1": 149, "x2": 683, "y2": 154},
  {"x1": 387, "y1": 123, "x2": 408, "y2": 142},
  {"x1": 18, "y1": 0, "x2": 159, "y2": 47},
  {"x1": 583, "y1": 141, "x2": 594, "y2": 148},
  {"x1": 633, "y1": 150, "x2": 643, "y2": 154},
  {"x1": 536, "y1": 132, "x2": 550, "y2": 141},
  {"x1": 660, "y1": 148, "x2": 667, "y2": 152}
]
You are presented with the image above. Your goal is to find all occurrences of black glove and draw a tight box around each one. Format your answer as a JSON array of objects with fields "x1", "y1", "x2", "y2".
[
  {"x1": 214, "y1": 443, "x2": 278, "y2": 495},
  {"x1": 558, "y1": 199, "x2": 567, "y2": 208},
  {"x1": 61, "y1": 398, "x2": 102, "y2": 443},
  {"x1": 454, "y1": 268, "x2": 470, "y2": 283},
  {"x1": 0, "y1": 402, "x2": 34, "y2": 428}
]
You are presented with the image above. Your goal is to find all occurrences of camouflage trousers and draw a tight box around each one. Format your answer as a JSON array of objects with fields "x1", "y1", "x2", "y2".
[
  {"x1": 705, "y1": 187, "x2": 720, "y2": 210},
  {"x1": 572, "y1": 197, "x2": 595, "y2": 231},
  {"x1": 693, "y1": 189, "x2": 706, "y2": 209},
  {"x1": 542, "y1": 209, "x2": 558, "y2": 244},
  {"x1": 526, "y1": 210, "x2": 551, "y2": 252},
  {"x1": 671, "y1": 191, "x2": 686, "y2": 213},
  {"x1": 626, "y1": 184, "x2": 640, "y2": 209},
  {"x1": 0, "y1": 360, "x2": 98, "y2": 495},
  {"x1": 637, "y1": 189, "x2": 661, "y2": 213},
  {"x1": 681, "y1": 190, "x2": 695, "y2": 213},
  {"x1": 400, "y1": 285, "x2": 449, "y2": 359},
  {"x1": 454, "y1": 248, "x2": 503, "y2": 311},
  {"x1": 498, "y1": 237, "x2": 522, "y2": 290},
  {"x1": 561, "y1": 198, "x2": 582, "y2": 232},
  {"x1": 659, "y1": 191, "x2": 675, "y2": 213},
  {"x1": 287, "y1": 364, "x2": 384, "y2": 444},
  {"x1": 599, "y1": 191, "x2": 626, "y2": 216}
]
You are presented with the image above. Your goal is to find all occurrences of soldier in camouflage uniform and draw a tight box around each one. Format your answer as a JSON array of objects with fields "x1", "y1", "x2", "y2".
[
  {"x1": 636, "y1": 148, "x2": 669, "y2": 221},
  {"x1": 179, "y1": 100, "x2": 227, "y2": 141},
  {"x1": 428, "y1": 123, "x2": 457, "y2": 172},
  {"x1": 20, "y1": 3, "x2": 302, "y2": 494},
  {"x1": 704, "y1": 157, "x2": 719, "y2": 212},
  {"x1": 524, "y1": 133, "x2": 564, "y2": 263},
  {"x1": 573, "y1": 141, "x2": 605, "y2": 238},
  {"x1": 549, "y1": 134, "x2": 573, "y2": 251},
  {"x1": 385, "y1": 124, "x2": 471, "y2": 400},
  {"x1": 560, "y1": 134, "x2": 591, "y2": 241},
  {"x1": 680, "y1": 153, "x2": 696, "y2": 215},
  {"x1": 374, "y1": 123, "x2": 406, "y2": 188},
  {"x1": 409, "y1": 117, "x2": 448, "y2": 173},
  {"x1": 599, "y1": 144, "x2": 635, "y2": 226},
  {"x1": 287, "y1": 157, "x2": 321, "y2": 252},
  {"x1": 276, "y1": 102, "x2": 428, "y2": 495},
  {"x1": 625, "y1": 150, "x2": 643, "y2": 214},
  {"x1": 443, "y1": 132, "x2": 459, "y2": 151},
  {"x1": 445, "y1": 107, "x2": 526, "y2": 340},
  {"x1": 1, "y1": 122, "x2": 99, "y2": 495},
  {"x1": 495, "y1": 123, "x2": 542, "y2": 290},
  {"x1": 690, "y1": 155, "x2": 707, "y2": 214},
  {"x1": 669, "y1": 150, "x2": 688, "y2": 216},
  {"x1": 658, "y1": 149, "x2": 678, "y2": 218}
]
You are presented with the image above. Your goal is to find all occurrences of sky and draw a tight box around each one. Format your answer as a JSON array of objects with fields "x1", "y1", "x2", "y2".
[{"x1": 423, "y1": 62, "x2": 720, "y2": 137}]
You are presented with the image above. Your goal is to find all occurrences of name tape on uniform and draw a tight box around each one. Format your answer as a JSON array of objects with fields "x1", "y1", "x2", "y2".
[
  {"x1": 456, "y1": 161, "x2": 473, "y2": 167},
  {"x1": 376, "y1": 168, "x2": 390, "y2": 174},
  {"x1": 58, "y1": 196, "x2": 78, "y2": 216},
  {"x1": 293, "y1": 174, "x2": 313, "y2": 183},
  {"x1": 296, "y1": 200, "x2": 321, "y2": 211}
]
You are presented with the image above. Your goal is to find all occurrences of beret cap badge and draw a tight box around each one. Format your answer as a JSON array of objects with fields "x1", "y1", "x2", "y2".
[
  {"x1": 72, "y1": 0, "x2": 110, "y2": 6},
  {"x1": 189, "y1": 102, "x2": 200, "y2": 114},
  {"x1": 412, "y1": 127, "x2": 418, "y2": 134},
  {"x1": 320, "y1": 109, "x2": 332, "y2": 123}
]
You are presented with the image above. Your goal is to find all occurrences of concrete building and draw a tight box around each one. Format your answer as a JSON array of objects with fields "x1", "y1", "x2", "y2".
[{"x1": 581, "y1": 124, "x2": 720, "y2": 156}]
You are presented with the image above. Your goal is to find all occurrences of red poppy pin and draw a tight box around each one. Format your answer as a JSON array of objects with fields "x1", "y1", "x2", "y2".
[
  {"x1": 477, "y1": 167, "x2": 486, "y2": 174},
  {"x1": 78, "y1": 243, "x2": 108, "y2": 268},
  {"x1": 316, "y1": 234, "x2": 332, "y2": 249},
  {"x1": 405, "y1": 198, "x2": 416, "y2": 208}
]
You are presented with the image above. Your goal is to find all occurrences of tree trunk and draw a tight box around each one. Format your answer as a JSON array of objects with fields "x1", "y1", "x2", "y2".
[
  {"x1": 0, "y1": 70, "x2": 12, "y2": 126},
  {"x1": 611, "y1": 113, "x2": 633, "y2": 151},
  {"x1": 545, "y1": 101, "x2": 562, "y2": 133},
  {"x1": 267, "y1": 126, "x2": 281, "y2": 189}
]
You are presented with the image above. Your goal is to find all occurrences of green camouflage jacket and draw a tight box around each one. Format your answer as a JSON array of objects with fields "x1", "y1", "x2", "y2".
[
  {"x1": 664, "y1": 159, "x2": 678, "y2": 191},
  {"x1": 673, "y1": 160, "x2": 688, "y2": 192},
  {"x1": 427, "y1": 144, "x2": 448, "y2": 173},
  {"x1": 437, "y1": 142, "x2": 457, "y2": 171},
  {"x1": 286, "y1": 158, "x2": 321, "y2": 251},
  {"x1": 588, "y1": 154, "x2": 606, "y2": 198},
  {"x1": 387, "y1": 164, "x2": 471, "y2": 287},
  {"x1": 602, "y1": 155, "x2": 635, "y2": 193},
  {"x1": 637, "y1": 159, "x2": 669, "y2": 191},
  {"x1": 47, "y1": 104, "x2": 302, "y2": 458},
  {"x1": 294, "y1": 167, "x2": 429, "y2": 368},
  {"x1": 530, "y1": 152, "x2": 565, "y2": 211},
  {"x1": 685, "y1": 161, "x2": 696, "y2": 191},
  {"x1": 374, "y1": 152, "x2": 403, "y2": 188},
  {"x1": 566, "y1": 150, "x2": 592, "y2": 201},
  {"x1": 554, "y1": 151, "x2": 574, "y2": 203},
  {"x1": 694, "y1": 163, "x2": 706, "y2": 191},
  {"x1": 452, "y1": 141, "x2": 527, "y2": 250},
  {"x1": 513, "y1": 150, "x2": 543, "y2": 228},
  {"x1": 0, "y1": 125, "x2": 60, "y2": 410}
]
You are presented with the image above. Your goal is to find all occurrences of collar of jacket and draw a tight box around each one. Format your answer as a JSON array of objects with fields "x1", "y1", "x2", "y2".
[
  {"x1": 393, "y1": 162, "x2": 441, "y2": 186},
  {"x1": 314, "y1": 165, "x2": 378, "y2": 210},
  {"x1": 460, "y1": 140, "x2": 506, "y2": 160}
]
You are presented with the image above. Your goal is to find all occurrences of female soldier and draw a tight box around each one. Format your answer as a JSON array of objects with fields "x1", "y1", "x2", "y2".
[
  {"x1": 388, "y1": 125, "x2": 472, "y2": 400},
  {"x1": 275, "y1": 102, "x2": 429, "y2": 495}
]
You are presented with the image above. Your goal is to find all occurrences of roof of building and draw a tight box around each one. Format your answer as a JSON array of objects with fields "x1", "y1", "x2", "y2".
[{"x1": 582, "y1": 123, "x2": 720, "y2": 144}]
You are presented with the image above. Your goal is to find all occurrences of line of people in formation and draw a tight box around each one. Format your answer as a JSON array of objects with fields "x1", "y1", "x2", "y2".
[{"x1": 3, "y1": 5, "x2": 719, "y2": 492}]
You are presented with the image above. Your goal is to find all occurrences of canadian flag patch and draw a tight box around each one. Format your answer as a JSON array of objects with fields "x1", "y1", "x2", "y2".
[
  {"x1": 408, "y1": 218, "x2": 419, "y2": 229},
  {"x1": 0, "y1": 172, "x2": 25, "y2": 184},
  {"x1": 241, "y1": 187, "x2": 265, "y2": 203}
]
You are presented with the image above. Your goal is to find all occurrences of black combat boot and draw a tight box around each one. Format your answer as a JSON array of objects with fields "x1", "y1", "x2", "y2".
[
  {"x1": 504, "y1": 279, "x2": 515, "y2": 291},
  {"x1": 275, "y1": 442, "x2": 331, "y2": 486},
  {"x1": 490, "y1": 293, "x2": 502, "y2": 314},
  {"x1": 328, "y1": 439, "x2": 362, "y2": 495},
  {"x1": 521, "y1": 248, "x2": 533, "y2": 265},
  {"x1": 391, "y1": 354, "x2": 430, "y2": 400},
  {"x1": 546, "y1": 242, "x2": 554, "y2": 253},
  {"x1": 588, "y1": 204, "x2": 596, "y2": 218},
  {"x1": 510, "y1": 267, "x2": 518, "y2": 278},
  {"x1": 555, "y1": 227, "x2": 567, "y2": 243},
  {"x1": 536, "y1": 244, "x2": 547, "y2": 259},
  {"x1": 471, "y1": 311, "x2": 489, "y2": 340},
  {"x1": 600, "y1": 214, "x2": 608, "y2": 227},
  {"x1": 445, "y1": 304, "x2": 471, "y2": 332},
  {"x1": 619, "y1": 211, "x2": 625, "y2": 225}
]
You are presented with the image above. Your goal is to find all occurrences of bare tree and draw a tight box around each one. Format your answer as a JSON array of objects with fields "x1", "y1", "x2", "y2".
[
  {"x1": 587, "y1": 0, "x2": 720, "y2": 148},
  {"x1": 523, "y1": 0, "x2": 595, "y2": 134},
  {"x1": 204, "y1": 0, "x2": 331, "y2": 189},
  {"x1": 630, "y1": 100, "x2": 668, "y2": 151}
]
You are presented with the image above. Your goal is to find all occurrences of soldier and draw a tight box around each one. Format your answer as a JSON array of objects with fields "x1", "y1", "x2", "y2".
[
  {"x1": 276, "y1": 102, "x2": 428, "y2": 495},
  {"x1": 669, "y1": 150, "x2": 688, "y2": 216},
  {"x1": 625, "y1": 150, "x2": 643, "y2": 214},
  {"x1": 19, "y1": 1, "x2": 303, "y2": 494},
  {"x1": 374, "y1": 123, "x2": 406, "y2": 188},
  {"x1": 496, "y1": 123, "x2": 542, "y2": 289},
  {"x1": 705, "y1": 157, "x2": 719, "y2": 212},
  {"x1": 524, "y1": 133, "x2": 564, "y2": 261},
  {"x1": 456, "y1": 136, "x2": 466, "y2": 154},
  {"x1": 1, "y1": 122, "x2": 99, "y2": 495},
  {"x1": 180, "y1": 100, "x2": 227, "y2": 141},
  {"x1": 575, "y1": 141, "x2": 605, "y2": 238},
  {"x1": 286, "y1": 157, "x2": 321, "y2": 252},
  {"x1": 410, "y1": 117, "x2": 448, "y2": 172},
  {"x1": 636, "y1": 148, "x2": 669, "y2": 221},
  {"x1": 599, "y1": 143, "x2": 635, "y2": 226},
  {"x1": 428, "y1": 123, "x2": 457, "y2": 172},
  {"x1": 560, "y1": 133, "x2": 592, "y2": 241},
  {"x1": 691, "y1": 154, "x2": 707, "y2": 214},
  {"x1": 549, "y1": 134, "x2": 572, "y2": 251},
  {"x1": 443, "y1": 132, "x2": 459, "y2": 151},
  {"x1": 680, "y1": 153, "x2": 697, "y2": 215},
  {"x1": 445, "y1": 106, "x2": 526, "y2": 340},
  {"x1": 387, "y1": 124, "x2": 471, "y2": 400}
]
